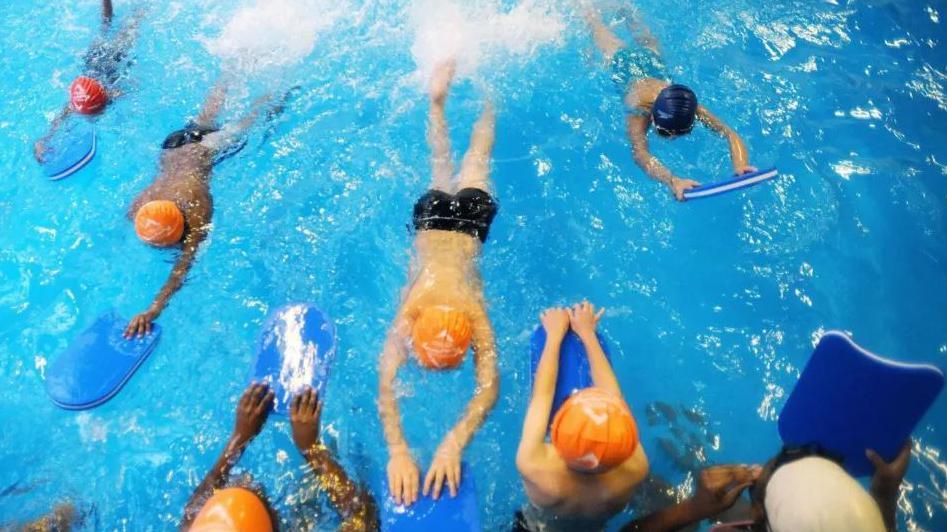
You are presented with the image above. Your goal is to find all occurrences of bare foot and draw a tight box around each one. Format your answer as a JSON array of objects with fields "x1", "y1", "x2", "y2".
[{"x1": 429, "y1": 61, "x2": 456, "y2": 104}]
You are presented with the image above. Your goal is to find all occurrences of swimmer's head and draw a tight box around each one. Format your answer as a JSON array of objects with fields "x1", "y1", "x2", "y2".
[
  {"x1": 751, "y1": 454, "x2": 885, "y2": 532},
  {"x1": 69, "y1": 76, "x2": 108, "y2": 115},
  {"x1": 411, "y1": 306, "x2": 472, "y2": 370},
  {"x1": 192, "y1": 487, "x2": 274, "y2": 532},
  {"x1": 551, "y1": 387, "x2": 639, "y2": 473},
  {"x1": 652, "y1": 84, "x2": 698, "y2": 137},
  {"x1": 135, "y1": 200, "x2": 185, "y2": 247}
]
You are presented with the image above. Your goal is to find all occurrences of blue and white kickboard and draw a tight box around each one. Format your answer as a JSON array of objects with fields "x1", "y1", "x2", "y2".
[
  {"x1": 530, "y1": 327, "x2": 612, "y2": 428},
  {"x1": 41, "y1": 119, "x2": 97, "y2": 181},
  {"x1": 45, "y1": 312, "x2": 161, "y2": 410},
  {"x1": 249, "y1": 303, "x2": 336, "y2": 416},
  {"x1": 779, "y1": 331, "x2": 944, "y2": 476},
  {"x1": 380, "y1": 462, "x2": 481, "y2": 532},
  {"x1": 683, "y1": 167, "x2": 778, "y2": 201}
]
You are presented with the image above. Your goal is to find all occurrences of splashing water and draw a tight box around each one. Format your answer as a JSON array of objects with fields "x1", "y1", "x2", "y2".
[
  {"x1": 204, "y1": 0, "x2": 345, "y2": 74},
  {"x1": 409, "y1": 0, "x2": 566, "y2": 83}
]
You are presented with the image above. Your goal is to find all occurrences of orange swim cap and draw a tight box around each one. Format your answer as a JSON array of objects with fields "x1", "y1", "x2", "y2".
[
  {"x1": 70, "y1": 76, "x2": 108, "y2": 115},
  {"x1": 551, "y1": 387, "x2": 639, "y2": 473},
  {"x1": 411, "y1": 306, "x2": 473, "y2": 369},
  {"x1": 191, "y1": 487, "x2": 273, "y2": 532},
  {"x1": 135, "y1": 200, "x2": 185, "y2": 247}
]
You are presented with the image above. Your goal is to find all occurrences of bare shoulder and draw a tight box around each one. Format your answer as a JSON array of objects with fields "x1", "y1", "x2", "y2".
[
  {"x1": 520, "y1": 446, "x2": 573, "y2": 478},
  {"x1": 626, "y1": 78, "x2": 666, "y2": 110},
  {"x1": 616, "y1": 445, "x2": 650, "y2": 487},
  {"x1": 519, "y1": 450, "x2": 574, "y2": 504}
]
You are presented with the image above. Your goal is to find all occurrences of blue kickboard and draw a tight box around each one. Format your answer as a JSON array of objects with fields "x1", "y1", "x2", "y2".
[
  {"x1": 530, "y1": 327, "x2": 611, "y2": 428},
  {"x1": 249, "y1": 303, "x2": 336, "y2": 416},
  {"x1": 380, "y1": 463, "x2": 480, "y2": 532},
  {"x1": 41, "y1": 119, "x2": 97, "y2": 181},
  {"x1": 778, "y1": 331, "x2": 944, "y2": 476},
  {"x1": 683, "y1": 167, "x2": 778, "y2": 201},
  {"x1": 45, "y1": 312, "x2": 161, "y2": 410}
]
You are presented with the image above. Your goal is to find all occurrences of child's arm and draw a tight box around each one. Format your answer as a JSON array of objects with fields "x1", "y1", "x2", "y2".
[
  {"x1": 569, "y1": 301, "x2": 622, "y2": 397},
  {"x1": 696, "y1": 106, "x2": 755, "y2": 176},
  {"x1": 180, "y1": 383, "x2": 274, "y2": 529},
  {"x1": 627, "y1": 114, "x2": 700, "y2": 201},
  {"x1": 516, "y1": 308, "x2": 570, "y2": 473}
]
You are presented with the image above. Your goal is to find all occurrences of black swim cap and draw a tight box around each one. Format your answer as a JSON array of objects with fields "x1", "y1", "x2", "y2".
[{"x1": 652, "y1": 84, "x2": 698, "y2": 137}]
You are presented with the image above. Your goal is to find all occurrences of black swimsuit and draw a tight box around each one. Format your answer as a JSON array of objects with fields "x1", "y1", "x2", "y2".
[
  {"x1": 161, "y1": 124, "x2": 220, "y2": 150},
  {"x1": 412, "y1": 188, "x2": 498, "y2": 243}
]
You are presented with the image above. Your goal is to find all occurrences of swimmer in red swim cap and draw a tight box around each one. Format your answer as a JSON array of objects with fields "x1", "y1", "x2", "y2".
[{"x1": 33, "y1": 0, "x2": 143, "y2": 162}]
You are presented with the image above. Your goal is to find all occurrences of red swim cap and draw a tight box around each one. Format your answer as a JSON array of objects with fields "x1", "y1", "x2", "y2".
[{"x1": 70, "y1": 76, "x2": 108, "y2": 115}]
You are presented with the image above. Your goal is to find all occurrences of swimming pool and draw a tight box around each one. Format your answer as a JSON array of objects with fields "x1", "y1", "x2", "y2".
[{"x1": 1, "y1": 0, "x2": 945, "y2": 529}]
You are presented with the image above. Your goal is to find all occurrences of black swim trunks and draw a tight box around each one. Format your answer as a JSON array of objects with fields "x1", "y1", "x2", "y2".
[{"x1": 412, "y1": 188, "x2": 498, "y2": 243}]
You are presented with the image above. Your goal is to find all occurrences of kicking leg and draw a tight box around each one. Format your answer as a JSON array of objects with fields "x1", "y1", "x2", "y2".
[
  {"x1": 457, "y1": 102, "x2": 495, "y2": 193},
  {"x1": 102, "y1": 0, "x2": 114, "y2": 30},
  {"x1": 195, "y1": 75, "x2": 232, "y2": 128},
  {"x1": 621, "y1": 6, "x2": 661, "y2": 54},
  {"x1": 427, "y1": 62, "x2": 456, "y2": 192},
  {"x1": 583, "y1": 5, "x2": 626, "y2": 62}
]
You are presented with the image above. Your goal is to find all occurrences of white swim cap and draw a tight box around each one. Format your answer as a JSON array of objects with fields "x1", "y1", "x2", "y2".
[{"x1": 765, "y1": 457, "x2": 885, "y2": 532}]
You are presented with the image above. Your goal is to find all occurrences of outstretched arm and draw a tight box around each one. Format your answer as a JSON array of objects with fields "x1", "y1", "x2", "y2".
[
  {"x1": 868, "y1": 442, "x2": 911, "y2": 531},
  {"x1": 696, "y1": 106, "x2": 754, "y2": 175},
  {"x1": 291, "y1": 388, "x2": 379, "y2": 532},
  {"x1": 378, "y1": 322, "x2": 421, "y2": 506},
  {"x1": 424, "y1": 305, "x2": 499, "y2": 500},
  {"x1": 180, "y1": 383, "x2": 274, "y2": 529},
  {"x1": 516, "y1": 308, "x2": 569, "y2": 470},
  {"x1": 125, "y1": 221, "x2": 209, "y2": 338},
  {"x1": 627, "y1": 114, "x2": 699, "y2": 201},
  {"x1": 569, "y1": 302, "x2": 622, "y2": 397},
  {"x1": 34, "y1": 105, "x2": 74, "y2": 163},
  {"x1": 622, "y1": 465, "x2": 759, "y2": 532}
]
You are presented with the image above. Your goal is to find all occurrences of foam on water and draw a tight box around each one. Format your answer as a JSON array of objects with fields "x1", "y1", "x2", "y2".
[
  {"x1": 409, "y1": 0, "x2": 566, "y2": 82},
  {"x1": 204, "y1": 0, "x2": 344, "y2": 75}
]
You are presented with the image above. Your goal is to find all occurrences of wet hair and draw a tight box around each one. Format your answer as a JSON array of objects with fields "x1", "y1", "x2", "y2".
[{"x1": 651, "y1": 84, "x2": 698, "y2": 137}]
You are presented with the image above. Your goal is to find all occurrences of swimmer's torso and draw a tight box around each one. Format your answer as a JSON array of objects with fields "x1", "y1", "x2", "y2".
[
  {"x1": 400, "y1": 230, "x2": 484, "y2": 321},
  {"x1": 521, "y1": 450, "x2": 649, "y2": 529}
]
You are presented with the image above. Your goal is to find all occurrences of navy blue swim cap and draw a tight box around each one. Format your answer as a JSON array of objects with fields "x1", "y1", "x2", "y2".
[{"x1": 652, "y1": 84, "x2": 698, "y2": 137}]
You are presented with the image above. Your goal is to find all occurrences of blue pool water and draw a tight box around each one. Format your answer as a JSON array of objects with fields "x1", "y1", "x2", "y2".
[{"x1": 1, "y1": 0, "x2": 945, "y2": 529}]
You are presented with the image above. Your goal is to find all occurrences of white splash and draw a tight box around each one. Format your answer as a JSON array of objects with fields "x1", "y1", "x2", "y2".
[
  {"x1": 409, "y1": 0, "x2": 566, "y2": 82},
  {"x1": 276, "y1": 305, "x2": 320, "y2": 406},
  {"x1": 205, "y1": 0, "x2": 344, "y2": 74}
]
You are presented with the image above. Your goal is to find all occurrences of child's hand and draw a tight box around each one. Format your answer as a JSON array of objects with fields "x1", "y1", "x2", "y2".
[
  {"x1": 670, "y1": 177, "x2": 700, "y2": 201},
  {"x1": 540, "y1": 307, "x2": 570, "y2": 342},
  {"x1": 735, "y1": 165, "x2": 758, "y2": 175},
  {"x1": 568, "y1": 301, "x2": 604, "y2": 340},
  {"x1": 232, "y1": 382, "x2": 274, "y2": 446},
  {"x1": 290, "y1": 386, "x2": 322, "y2": 455}
]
